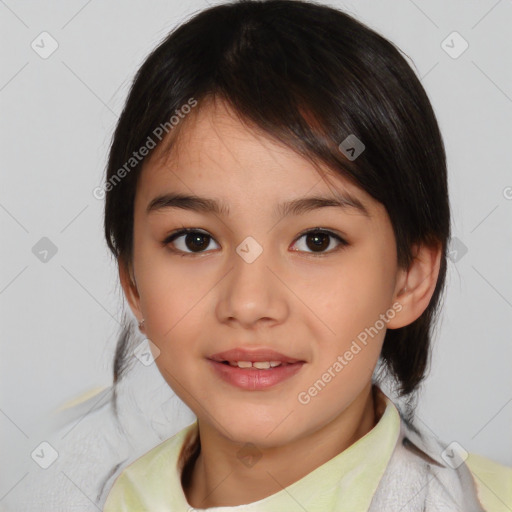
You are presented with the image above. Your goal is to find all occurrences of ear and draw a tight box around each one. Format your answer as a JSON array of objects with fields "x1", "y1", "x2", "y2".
[
  {"x1": 118, "y1": 258, "x2": 144, "y2": 326},
  {"x1": 387, "y1": 241, "x2": 442, "y2": 329}
]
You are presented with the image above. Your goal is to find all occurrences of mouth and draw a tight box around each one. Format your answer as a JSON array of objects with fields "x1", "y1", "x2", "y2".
[
  {"x1": 207, "y1": 358, "x2": 305, "y2": 390},
  {"x1": 207, "y1": 347, "x2": 306, "y2": 389},
  {"x1": 217, "y1": 360, "x2": 298, "y2": 369},
  {"x1": 209, "y1": 347, "x2": 305, "y2": 366}
]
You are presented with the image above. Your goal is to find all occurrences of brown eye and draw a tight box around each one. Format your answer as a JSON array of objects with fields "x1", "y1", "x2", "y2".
[
  {"x1": 183, "y1": 232, "x2": 211, "y2": 252},
  {"x1": 164, "y1": 229, "x2": 219, "y2": 254},
  {"x1": 291, "y1": 229, "x2": 347, "y2": 254},
  {"x1": 306, "y1": 232, "x2": 330, "y2": 251}
]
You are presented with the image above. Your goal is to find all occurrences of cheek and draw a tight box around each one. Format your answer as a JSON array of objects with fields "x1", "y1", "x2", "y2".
[
  {"x1": 291, "y1": 243, "x2": 395, "y2": 383},
  {"x1": 296, "y1": 250, "x2": 394, "y2": 331},
  {"x1": 134, "y1": 250, "x2": 211, "y2": 346}
]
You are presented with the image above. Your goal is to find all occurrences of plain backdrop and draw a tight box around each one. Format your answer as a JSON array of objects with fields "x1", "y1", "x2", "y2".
[{"x1": 1, "y1": 0, "x2": 511, "y2": 496}]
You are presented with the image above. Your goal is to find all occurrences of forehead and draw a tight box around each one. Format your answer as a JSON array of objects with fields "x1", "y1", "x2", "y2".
[{"x1": 137, "y1": 98, "x2": 378, "y2": 216}]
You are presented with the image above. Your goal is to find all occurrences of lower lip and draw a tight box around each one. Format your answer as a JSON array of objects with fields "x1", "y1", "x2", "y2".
[{"x1": 208, "y1": 360, "x2": 305, "y2": 390}]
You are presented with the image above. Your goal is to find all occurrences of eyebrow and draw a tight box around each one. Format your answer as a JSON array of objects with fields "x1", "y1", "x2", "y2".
[{"x1": 146, "y1": 192, "x2": 370, "y2": 218}]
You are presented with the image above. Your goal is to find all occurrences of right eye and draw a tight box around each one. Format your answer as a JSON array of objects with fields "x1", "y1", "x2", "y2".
[{"x1": 162, "y1": 228, "x2": 220, "y2": 255}]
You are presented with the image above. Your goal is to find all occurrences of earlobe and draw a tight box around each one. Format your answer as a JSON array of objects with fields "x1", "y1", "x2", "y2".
[
  {"x1": 387, "y1": 242, "x2": 442, "y2": 329},
  {"x1": 118, "y1": 259, "x2": 143, "y2": 320}
]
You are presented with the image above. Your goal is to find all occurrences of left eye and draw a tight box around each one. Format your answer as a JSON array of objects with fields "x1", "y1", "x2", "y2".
[{"x1": 291, "y1": 229, "x2": 347, "y2": 254}]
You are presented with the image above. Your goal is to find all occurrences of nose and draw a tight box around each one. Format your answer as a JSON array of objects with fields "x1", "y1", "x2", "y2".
[{"x1": 215, "y1": 241, "x2": 289, "y2": 329}]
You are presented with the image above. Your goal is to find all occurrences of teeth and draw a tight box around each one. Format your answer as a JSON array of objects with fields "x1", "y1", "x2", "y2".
[
  {"x1": 253, "y1": 361, "x2": 279, "y2": 369},
  {"x1": 226, "y1": 360, "x2": 283, "y2": 369}
]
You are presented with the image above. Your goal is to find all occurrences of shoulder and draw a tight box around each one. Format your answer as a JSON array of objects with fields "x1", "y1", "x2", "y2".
[
  {"x1": 465, "y1": 452, "x2": 512, "y2": 512},
  {"x1": 103, "y1": 420, "x2": 197, "y2": 511},
  {"x1": 370, "y1": 403, "x2": 511, "y2": 512},
  {"x1": 111, "y1": 430, "x2": 181, "y2": 479},
  {"x1": 1, "y1": 387, "x2": 127, "y2": 512},
  {"x1": 401, "y1": 418, "x2": 512, "y2": 511},
  {"x1": 102, "y1": 438, "x2": 176, "y2": 511}
]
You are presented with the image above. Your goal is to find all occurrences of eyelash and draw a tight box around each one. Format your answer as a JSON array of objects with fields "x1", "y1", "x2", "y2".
[{"x1": 161, "y1": 227, "x2": 348, "y2": 257}]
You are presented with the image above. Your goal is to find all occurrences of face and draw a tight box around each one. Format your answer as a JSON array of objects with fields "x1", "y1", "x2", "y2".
[{"x1": 122, "y1": 98, "x2": 406, "y2": 448}]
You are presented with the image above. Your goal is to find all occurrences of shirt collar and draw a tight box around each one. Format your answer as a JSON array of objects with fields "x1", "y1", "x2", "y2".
[{"x1": 398, "y1": 413, "x2": 450, "y2": 469}]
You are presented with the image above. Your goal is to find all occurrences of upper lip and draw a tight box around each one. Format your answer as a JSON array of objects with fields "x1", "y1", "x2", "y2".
[{"x1": 209, "y1": 347, "x2": 304, "y2": 364}]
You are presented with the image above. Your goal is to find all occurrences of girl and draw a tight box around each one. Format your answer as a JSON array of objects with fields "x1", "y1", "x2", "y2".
[{"x1": 96, "y1": 0, "x2": 511, "y2": 510}]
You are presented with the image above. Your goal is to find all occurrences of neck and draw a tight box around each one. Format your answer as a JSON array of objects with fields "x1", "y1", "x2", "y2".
[{"x1": 183, "y1": 383, "x2": 379, "y2": 508}]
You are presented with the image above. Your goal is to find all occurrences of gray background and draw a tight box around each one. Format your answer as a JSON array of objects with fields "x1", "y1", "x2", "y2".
[{"x1": 1, "y1": 0, "x2": 511, "y2": 498}]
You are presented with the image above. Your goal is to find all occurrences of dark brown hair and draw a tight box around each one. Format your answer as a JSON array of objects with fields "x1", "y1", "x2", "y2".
[{"x1": 103, "y1": 0, "x2": 450, "y2": 405}]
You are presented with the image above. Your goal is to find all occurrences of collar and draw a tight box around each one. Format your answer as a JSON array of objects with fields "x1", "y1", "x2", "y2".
[{"x1": 396, "y1": 407, "x2": 450, "y2": 469}]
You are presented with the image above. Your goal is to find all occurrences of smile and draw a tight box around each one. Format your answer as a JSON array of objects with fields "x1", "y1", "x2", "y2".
[
  {"x1": 208, "y1": 359, "x2": 305, "y2": 390},
  {"x1": 223, "y1": 360, "x2": 292, "y2": 369}
]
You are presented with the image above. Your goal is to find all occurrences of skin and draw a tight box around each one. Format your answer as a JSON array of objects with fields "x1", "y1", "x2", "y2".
[{"x1": 119, "y1": 97, "x2": 441, "y2": 508}]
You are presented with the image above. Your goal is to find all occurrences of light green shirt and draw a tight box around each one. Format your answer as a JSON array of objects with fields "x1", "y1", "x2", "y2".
[{"x1": 103, "y1": 389, "x2": 512, "y2": 511}]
